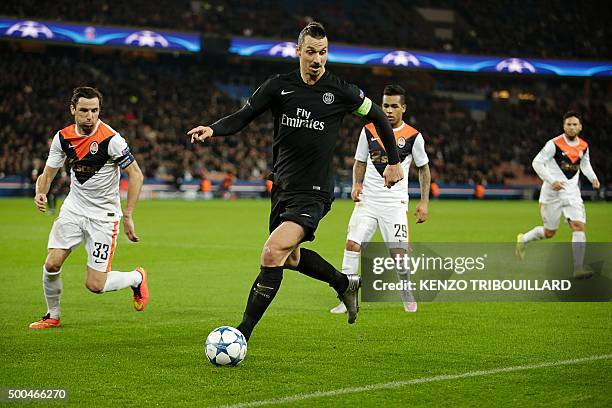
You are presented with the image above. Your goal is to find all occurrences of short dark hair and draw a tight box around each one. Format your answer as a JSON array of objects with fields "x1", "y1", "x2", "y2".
[
  {"x1": 563, "y1": 110, "x2": 581, "y2": 123},
  {"x1": 383, "y1": 84, "x2": 406, "y2": 105},
  {"x1": 297, "y1": 22, "x2": 326, "y2": 48},
  {"x1": 71, "y1": 87, "x2": 103, "y2": 109}
]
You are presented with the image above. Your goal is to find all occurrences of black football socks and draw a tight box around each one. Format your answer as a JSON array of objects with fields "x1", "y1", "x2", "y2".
[
  {"x1": 237, "y1": 251, "x2": 348, "y2": 341},
  {"x1": 292, "y1": 248, "x2": 349, "y2": 295},
  {"x1": 237, "y1": 266, "x2": 283, "y2": 341}
]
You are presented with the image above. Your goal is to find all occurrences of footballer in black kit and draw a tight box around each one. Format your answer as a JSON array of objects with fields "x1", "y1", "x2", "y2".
[
  {"x1": 188, "y1": 22, "x2": 403, "y2": 343},
  {"x1": 234, "y1": 69, "x2": 374, "y2": 241}
]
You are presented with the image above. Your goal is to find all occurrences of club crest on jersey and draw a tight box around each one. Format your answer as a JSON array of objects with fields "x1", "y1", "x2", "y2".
[
  {"x1": 89, "y1": 141, "x2": 99, "y2": 155},
  {"x1": 397, "y1": 137, "x2": 406, "y2": 148},
  {"x1": 322, "y1": 92, "x2": 334, "y2": 105}
]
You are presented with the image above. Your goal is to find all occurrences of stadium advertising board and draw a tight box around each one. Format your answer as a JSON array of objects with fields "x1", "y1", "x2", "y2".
[
  {"x1": 229, "y1": 37, "x2": 612, "y2": 77},
  {"x1": 0, "y1": 18, "x2": 200, "y2": 52}
]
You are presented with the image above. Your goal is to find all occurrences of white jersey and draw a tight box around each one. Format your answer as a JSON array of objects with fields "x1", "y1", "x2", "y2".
[
  {"x1": 45, "y1": 120, "x2": 135, "y2": 221},
  {"x1": 532, "y1": 134, "x2": 597, "y2": 204},
  {"x1": 355, "y1": 122, "x2": 428, "y2": 208}
]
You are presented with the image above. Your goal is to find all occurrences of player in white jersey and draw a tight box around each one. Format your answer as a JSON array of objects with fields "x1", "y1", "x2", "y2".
[
  {"x1": 29, "y1": 87, "x2": 149, "y2": 329},
  {"x1": 331, "y1": 85, "x2": 430, "y2": 314},
  {"x1": 516, "y1": 111, "x2": 600, "y2": 279}
]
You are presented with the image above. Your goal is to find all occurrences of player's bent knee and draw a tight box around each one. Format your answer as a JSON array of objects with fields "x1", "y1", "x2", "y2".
[
  {"x1": 345, "y1": 240, "x2": 361, "y2": 252},
  {"x1": 44, "y1": 261, "x2": 62, "y2": 273},
  {"x1": 544, "y1": 228, "x2": 556, "y2": 238},
  {"x1": 85, "y1": 280, "x2": 104, "y2": 293},
  {"x1": 261, "y1": 245, "x2": 287, "y2": 266},
  {"x1": 45, "y1": 249, "x2": 69, "y2": 272},
  {"x1": 261, "y1": 241, "x2": 293, "y2": 266},
  {"x1": 85, "y1": 268, "x2": 107, "y2": 293}
]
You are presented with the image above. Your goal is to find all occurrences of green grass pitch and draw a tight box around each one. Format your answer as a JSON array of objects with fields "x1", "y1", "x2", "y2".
[{"x1": 1, "y1": 198, "x2": 610, "y2": 407}]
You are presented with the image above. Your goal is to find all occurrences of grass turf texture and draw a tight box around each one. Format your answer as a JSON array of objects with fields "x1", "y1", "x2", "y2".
[{"x1": 0, "y1": 198, "x2": 610, "y2": 407}]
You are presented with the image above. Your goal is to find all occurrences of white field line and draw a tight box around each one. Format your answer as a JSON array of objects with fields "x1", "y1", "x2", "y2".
[{"x1": 221, "y1": 354, "x2": 612, "y2": 408}]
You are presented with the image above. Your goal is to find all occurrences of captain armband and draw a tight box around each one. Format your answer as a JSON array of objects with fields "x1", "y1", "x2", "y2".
[
  {"x1": 352, "y1": 97, "x2": 372, "y2": 117},
  {"x1": 116, "y1": 147, "x2": 135, "y2": 169}
]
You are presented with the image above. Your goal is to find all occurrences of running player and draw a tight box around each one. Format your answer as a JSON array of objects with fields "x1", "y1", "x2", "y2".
[
  {"x1": 516, "y1": 111, "x2": 600, "y2": 278},
  {"x1": 331, "y1": 85, "x2": 430, "y2": 314},
  {"x1": 189, "y1": 22, "x2": 403, "y2": 341},
  {"x1": 29, "y1": 87, "x2": 149, "y2": 329}
]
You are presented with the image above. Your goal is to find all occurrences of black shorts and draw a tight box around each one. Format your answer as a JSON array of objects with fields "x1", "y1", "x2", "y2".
[{"x1": 269, "y1": 186, "x2": 333, "y2": 242}]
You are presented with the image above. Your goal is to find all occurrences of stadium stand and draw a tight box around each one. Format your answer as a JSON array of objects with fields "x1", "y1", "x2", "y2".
[
  {"x1": 1, "y1": 0, "x2": 609, "y2": 58},
  {"x1": 1, "y1": 44, "x2": 609, "y2": 191}
]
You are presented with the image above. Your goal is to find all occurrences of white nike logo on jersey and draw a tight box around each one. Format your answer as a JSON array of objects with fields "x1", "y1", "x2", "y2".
[
  {"x1": 281, "y1": 90, "x2": 294, "y2": 95},
  {"x1": 256, "y1": 283, "x2": 274, "y2": 290},
  {"x1": 300, "y1": 213, "x2": 312, "y2": 218}
]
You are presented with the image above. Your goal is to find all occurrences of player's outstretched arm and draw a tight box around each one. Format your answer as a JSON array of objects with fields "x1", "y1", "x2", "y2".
[
  {"x1": 122, "y1": 161, "x2": 144, "y2": 242},
  {"x1": 363, "y1": 103, "x2": 403, "y2": 188},
  {"x1": 188, "y1": 104, "x2": 260, "y2": 143},
  {"x1": 189, "y1": 77, "x2": 275, "y2": 143},
  {"x1": 34, "y1": 166, "x2": 60, "y2": 212},
  {"x1": 415, "y1": 164, "x2": 430, "y2": 223}
]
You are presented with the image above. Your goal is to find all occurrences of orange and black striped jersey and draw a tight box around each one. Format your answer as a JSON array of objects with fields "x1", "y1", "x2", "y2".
[
  {"x1": 356, "y1": 122, "x2": 428, "y2": 207},
  {"x1": 46, "y1": 120, "x2": 135, "y2": 221},
  {"x1": 532, "y1": 134, "x2": 597, "y2": 203}
]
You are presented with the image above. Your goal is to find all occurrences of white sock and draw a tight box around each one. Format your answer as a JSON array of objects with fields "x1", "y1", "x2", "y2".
[
  {"x1": 341, "y1": 250, "x2": 360, "y2": 275},
  {"x1": 572, "y1": 231, "x2": 586, "y2": 271},
  {"x1": 102, "y1": 270, "x2": 142, "y2": 292},
  {"x1": 42, "y1": 266, "x2": 62, "y2": 319},
  {"x1": 521, "y1": 226, "x2": 545, "y2": 243},
  {"x1": 397, "y1": 269, "x2": 415, "y2": 303}
]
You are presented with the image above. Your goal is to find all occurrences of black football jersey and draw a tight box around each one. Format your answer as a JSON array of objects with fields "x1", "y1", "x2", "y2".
[{"x1": 246, "y1": 70, "x2": 369, "y2": 195}]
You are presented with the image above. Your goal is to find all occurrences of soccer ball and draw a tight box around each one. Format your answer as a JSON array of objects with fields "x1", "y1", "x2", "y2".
[{"x1": 205, "y1": 326, "x2": 247, "y2": 366}]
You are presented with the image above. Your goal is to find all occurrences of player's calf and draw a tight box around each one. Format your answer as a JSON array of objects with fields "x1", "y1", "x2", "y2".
[
  {"x1": 85, "y1": 268, "x2": 107, "y2": 293},
  {"x1": 237, "y1": 265, "x2": 284, "y2": 341},
  {"x1": 516, "y1": 226, "x2": 553, "y2": 259}
]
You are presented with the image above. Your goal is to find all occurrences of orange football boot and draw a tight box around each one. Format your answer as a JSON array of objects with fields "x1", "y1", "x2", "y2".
[
  {"x1": 132, "y1": 267, "x2": 149, "y2": 311},
  {"x1": 29, "y1": 313, "x2": 60, "y2": 329}
]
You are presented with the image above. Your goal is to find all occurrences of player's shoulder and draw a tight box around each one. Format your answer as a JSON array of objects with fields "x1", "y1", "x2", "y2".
[
  {"x1": 98, "y1": 121, "x2": 119, "y2": 137},
  {"x1": 550, "y1": 134, "x2": 565, "y2": 147},
  {"x1": 398, "y1": 123, "x2": 420, "y2": 139},
  {"x1": 363, "y1": 122, "x2": 421, "y2": 138},
  {"x1": 551, "y1": 134, "x2": 588, "y2": 150},
  {"x1": 323, "y1": 71, "x2": 358, "y2": 91},
  {"x1": 93, "y1": 121, "x2": 122, "y2": 148},
  {"x1": 551, "y1": 134, "x2": 563, "y2": 142},
  {"x1": 266, "y1": 71, "x2": 294, "y2": 86},
  {"x1": 256, "y1": 72, "x2": 290, "y2": 95},
  {"x1": 59, "y1": 124, "x2": 77, "y2": 139}
]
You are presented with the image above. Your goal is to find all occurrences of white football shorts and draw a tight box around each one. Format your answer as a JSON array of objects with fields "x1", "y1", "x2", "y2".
[
  {"x1": 48, "y1": 209, "x2": 120, "y2": 272},
  {"x1": 540, "y1": 198, "x2": 586, "y2": 230},
  {"x1": 346, "y1": 202, "x2": 408, "y2": 249}
]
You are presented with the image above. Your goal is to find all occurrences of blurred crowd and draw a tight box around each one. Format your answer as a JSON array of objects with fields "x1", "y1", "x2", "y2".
[
  {"x1": 1, "y1": 0, "x2": 608, "y2": 59},
  {"x1": 0, "y1": 45, "x2": 610, "y2": 188}
]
